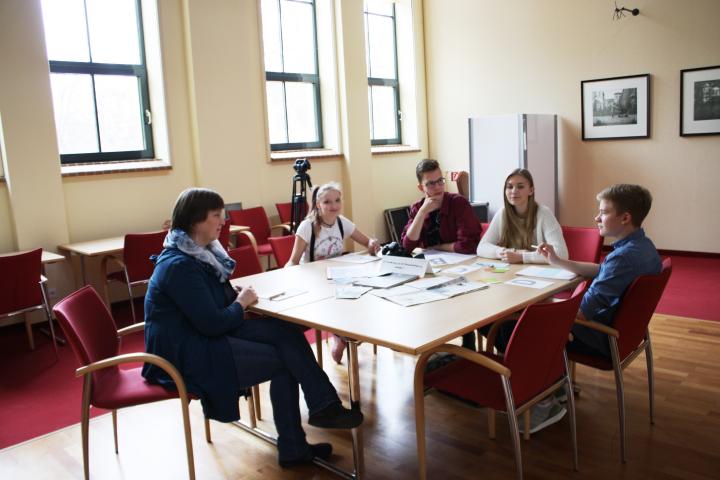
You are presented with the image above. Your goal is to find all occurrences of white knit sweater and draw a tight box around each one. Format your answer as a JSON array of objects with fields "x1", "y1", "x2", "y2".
[{"x1": 476, "y1": 205, "x2": 569, "y2": 264}]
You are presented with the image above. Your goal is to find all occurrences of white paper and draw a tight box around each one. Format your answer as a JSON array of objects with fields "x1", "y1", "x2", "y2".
[
  {"x1": 368, "y1": 284, "x2": 419, "y2": 298},
  {"x1": 442, "y1": 264, "x2": 483, "y2": 275},
  {"x1": 335, "y1": 285, "x2": 372, "y2": 299},
  {"x1": 353, "y1": 273, "x2": 417, "y2": 289},
  {"x1": 378, "y1": 256, "x2": 428, "y2": 278},
  {"x1": 423, "y1": 250, "x2": 477, "y2": 265},
  {"x1": 515, "y1": 266, "x2": 577, "y2": 280},
  {"x1": 326, "y1": 265, "x2": 378, "y2": 279},
  {"x1": 259, "y1": 288, "x2": 308, "y2": 301},
  {"x1": 431, "y1": 281, "x2": 488, "y2": 297},
  {"x1": 384, "y1": 290, "x2": 447, "y2": 307},
  {"x1": 406, "y1": 275, "x2": 458, "y2": 290},
  {"x1": 505, "y1": 278, "x2": 554, "y2": 289},
  {"x1": 474, "y1": 261, "x2": 510, "y2": 269},
  {"x1": 327, "y1": 253, "x2": 381, "y2": 264}
]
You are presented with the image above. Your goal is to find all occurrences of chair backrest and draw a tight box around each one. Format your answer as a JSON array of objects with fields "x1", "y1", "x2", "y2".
[
  {"x1": 268, "y1": 235, "x2": 296, "y2": 268},
  {"x1": 228, "y1": 246, "x2": 264, "y2": 279},
  {"x1": 470, "y1": 202, "x2": 489, "y2": 223},
  {"x1": 229, "y1": 207, "x2": 271, "y2": 245},
  {"x1": 123, "y1": 231, "x2": 167, "y2": 283},
  {"x1": 217, "y1": 222, "x2": 231, "y2": 250},
  {"x1": 384, "y1": 206, "x2": 411, "y2": 244},
  {"x1": 276, "y1": 201, "x2": 308, "y2": 224},
  {"x1": 503, "y1": 281, "x2": 588, "y2": 404},
  {"x1": 455, "y1": 171, "x2": 470, "y2": 199},
  {"x1": 562, "y1": 226, "x2": 603, "y2": 263},
  {"x1": 53, "y1": 286, "x2": 120, "y2": 369},
  {"x1": 0, "y1": 248, "x2": 43, "y2": 314},
  {"x1": 479, "y1": 222, "x2": 490, "y2": 241},
  {"x1": 613, "y1": 257, "x2": 672, "y2": 359}
]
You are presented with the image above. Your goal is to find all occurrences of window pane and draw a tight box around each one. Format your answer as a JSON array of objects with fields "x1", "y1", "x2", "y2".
[
  {"x1": 286, "y1": 82, "x2": 317, "y2": 143},
  {"x1": 370, "y1": 85, "x2": 397, "y2": 140},
  {"x1": 86, "y1": 0, "x2": 141, "y2": 64},
  {"x1": 95, "y1": 75, "x2": 144, "y2": 152},
  {"x1": 261, "y1": 0, "x2": 283, "y2": 72},
  {"x1": 266, "y1": 81, "x2": 288, "y2": 144},
  {"x1": 41, "y1": 0, "x2": 90, "y2": 62},
  {"x1": 281, "y1": 0, "x2": 316, "y2": 74},
  {"x1": 50, "y1": 73, "x2": 98, "y2": 154},
  {"x1": 367, "y1": 15, "x2": 395, "y2": 79},
  {"x1": 365, "y1": 0, "x2": 394, "y2": 16}
]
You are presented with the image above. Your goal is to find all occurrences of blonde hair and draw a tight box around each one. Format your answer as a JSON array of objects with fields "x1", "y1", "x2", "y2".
[
  {"x1": 499, "y1": 168, "x2": 538, "y2": 250},
  {"x1": 308, "y1": 182, "x2": 342, "y2": 234}
]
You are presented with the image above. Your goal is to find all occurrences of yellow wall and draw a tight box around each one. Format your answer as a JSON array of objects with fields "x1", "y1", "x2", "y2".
[
  {"x1": 0, "y1": 0, "x2": 429, "y2": 304},
  {"x1": 423, "y1": 0, "x2": 720, "y2": 253}
]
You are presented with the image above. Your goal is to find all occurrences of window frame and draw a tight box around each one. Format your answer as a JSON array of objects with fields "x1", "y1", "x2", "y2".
[
  {"x1": 263, "y1": 0, "x2": 324, "y2": 151},
  {"x1": 365, "y1": 2, "x2": 401, "y2": 146},
  {"x1": 45, "y1": 0, "x2": 154, "y2": 165}
]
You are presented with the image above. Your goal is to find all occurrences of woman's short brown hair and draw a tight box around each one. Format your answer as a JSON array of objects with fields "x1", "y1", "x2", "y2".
[{"x1": 171, "y1": 188, "x2": 225, "y2": 233}]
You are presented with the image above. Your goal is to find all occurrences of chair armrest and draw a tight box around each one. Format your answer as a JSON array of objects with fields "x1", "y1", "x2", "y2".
[
  {"x1": 236, "y1": 231, "x2": 258, "y2": 253},
  {"x1": 415, "y1": 343, "x2": 510, "y2": 379},
  {"x1": 118, "y1": 322, "x2": 145, "y2": 337},
  {"x1": 75, "y1": 352, "x2": 190, "y2": 400},
  {"x1": 101, "y1": 254, "x2": 126, "y2": 279},
  {"x1": 271, "y1": 223, "x2": 292, "y2": 234},
  {"x1": 574, "y1": 318, "x2": 619, "y2": 338}
]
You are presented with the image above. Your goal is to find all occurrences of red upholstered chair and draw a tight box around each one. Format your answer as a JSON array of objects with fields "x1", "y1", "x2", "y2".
[
  {"x1": 217, "y1": 222, "x2": 231, "y2": 251},
  {"x1": 562, "y1": 226, "x2": 603, "y2": 263},
  {"x1": 268, "y1": 234, "x2": 295, "y2": 268},
  {"x1": 0, "y1": 248, "x2": 58, "y2": 357},
  {"x1": 101, "y1": 231, "x2": 167, "y2": 324},
  {"x1": 52, "y1": 285, "x2": 213, "y2": 480},
  {"x1": 479, "y1": 222, "x2": 490, "y2": 241},
  {"x1": 228, "y1": 207, "x2": 289, "y2": 269},
  {"x1": 228, "y1": 246, "x2": 263, "y2": 280},
  {"x1": 415, "y1": 281, "x2": 589, "y2": 480},
  {"x1": 275, "y1": 201, "x2": 308, "y2": 224},
  {"x1": 569, "y1": 258, "x2": 672, "y2": 462}
]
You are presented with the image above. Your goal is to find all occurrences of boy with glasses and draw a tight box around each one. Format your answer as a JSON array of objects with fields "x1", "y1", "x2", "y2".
[{"x1": 402, "y1": 159, "x2": 481, "y2": 254}]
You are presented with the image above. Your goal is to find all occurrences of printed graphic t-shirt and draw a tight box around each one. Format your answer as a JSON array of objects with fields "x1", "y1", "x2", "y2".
[{"x1": 295, "y1": 215, "x2": 355, "y2": 263}]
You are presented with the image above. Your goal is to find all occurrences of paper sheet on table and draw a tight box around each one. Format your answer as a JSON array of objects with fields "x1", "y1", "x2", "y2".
[
  {"x1": 258, "y1": 288, "x2": 308, "y2": 301},
  {"x1": 326, "y1": 264, "x2": 379, "y2": 279},
  {"x1": 474, "y1": 261, "x2": 510, "y2": 269},
  {"x1": 505, "y1": 278, "x2": 554, "y2": 289},
  {"x1": 383, "y1": 290, "x2": 447, "y2": 307},
  {"x1": 442, "y1": 264, "x2": 483, "y2": 275},
  {"x1": 423, "y1": 250, "x2": 477, "y2": 266},
  {"x1": 368, "y1": 284, "x2": 419, "y2": 298},
  {"x1": 381, "y1": 280, "x2": 488, "y2": 306},
  {"x1": 327, "y1": 253, "x2": 381, "y2": 264},
  {"x1": 515, "y1": 266, "x2": 577, "y2": 280},
  {"x1": 406, "y1": 275, "x2": 465, "y2": 290},
  {"x1": 353, "y1": 273, "x2": 417, "y2": 289},
  {"x1": 335, "y1": 285, "x2": 373, "y2": 299}
]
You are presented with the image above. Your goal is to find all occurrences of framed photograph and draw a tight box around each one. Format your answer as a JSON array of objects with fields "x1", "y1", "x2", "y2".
[
  {"x1": 680, "y1": 65, "x2": 720, "y2": 136},
  {"x1": 581, "y1": 74, "x2": 650, "y2": 140}
]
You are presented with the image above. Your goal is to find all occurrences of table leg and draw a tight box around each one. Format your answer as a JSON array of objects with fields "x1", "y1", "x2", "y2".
[
  {"x1": 80, "y1": 256, "x2": 88, "y2": 286},
  {"x1": 346, "y1": 340, "x2": 364, "y2": 477}
]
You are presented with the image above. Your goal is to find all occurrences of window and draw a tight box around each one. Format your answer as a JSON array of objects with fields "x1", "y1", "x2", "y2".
[
  {"x1": 364, "y1": 0, "x2": 401, "y2": 145},
  {"x1": 261, "y1": 0, "x2": 323, "y2": 151},
  {"x1": 41, "y1": 0, "x2": 154, "y2": 165}
]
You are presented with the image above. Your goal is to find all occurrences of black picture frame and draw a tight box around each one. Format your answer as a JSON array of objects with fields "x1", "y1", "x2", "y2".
[
  {"x1": 680, "y1": 65, "x2": 720, "y2": 137},
  {"x1": 581, "y1": 73, "x2": 650, "y2": 140}
]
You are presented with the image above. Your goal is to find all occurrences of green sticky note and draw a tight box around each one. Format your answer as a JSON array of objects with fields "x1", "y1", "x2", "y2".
[
  {"x1": 480, "y1": 277, "x2": 502, "y2": 284},
  {"x1": 492, "y1": 267, "x2": 509, "y2": 273}
]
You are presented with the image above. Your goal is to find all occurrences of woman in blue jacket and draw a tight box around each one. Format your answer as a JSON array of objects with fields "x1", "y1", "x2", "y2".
[{"x1": 142, "y1": 188, "x2": 362, "y2": 468}]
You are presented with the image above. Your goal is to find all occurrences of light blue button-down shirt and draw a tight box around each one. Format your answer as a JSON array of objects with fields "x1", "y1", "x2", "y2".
[{"x1": 573, "y1": 228, "x2": 661, "y2": 355}]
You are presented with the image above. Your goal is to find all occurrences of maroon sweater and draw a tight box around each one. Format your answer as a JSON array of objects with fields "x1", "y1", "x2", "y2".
[{"x1": 401, "y1": 192, "x2": 480, "y2": 254}]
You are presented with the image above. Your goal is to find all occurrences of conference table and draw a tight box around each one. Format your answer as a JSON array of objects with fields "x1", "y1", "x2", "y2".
[
  {"x1": 231, "y1": 254, "x2": 580, "y2": 479},
  {"x1": 58, "y1": 225, "x2": 250, "y2": 285}
]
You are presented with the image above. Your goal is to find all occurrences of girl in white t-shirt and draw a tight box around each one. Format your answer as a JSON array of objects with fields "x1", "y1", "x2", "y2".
[{"x1": 287, "y1": 182, "x2": 381, "y2": 363}]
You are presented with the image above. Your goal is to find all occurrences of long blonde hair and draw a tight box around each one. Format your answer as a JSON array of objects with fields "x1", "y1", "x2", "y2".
[
  {"x1": 308, "y1": 182, "x2": 342, "y2": 235},
  {"x1": 499, "y1": 169, "x2": 538, "y2": 250}
]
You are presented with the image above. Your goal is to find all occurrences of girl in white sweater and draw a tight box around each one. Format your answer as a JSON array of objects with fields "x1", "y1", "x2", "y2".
[{"x1": 476, "y1": 168, "x2": 568, "y2": 263}]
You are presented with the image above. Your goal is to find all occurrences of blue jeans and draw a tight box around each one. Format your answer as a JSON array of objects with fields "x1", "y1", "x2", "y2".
[{"x1": 226, "y1": 316, "x2": 338, "y2": 461}]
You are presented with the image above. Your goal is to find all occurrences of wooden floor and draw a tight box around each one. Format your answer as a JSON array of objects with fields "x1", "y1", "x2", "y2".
[{"x1": 1, "y1": 314, "x2": 719, "y2": 479}]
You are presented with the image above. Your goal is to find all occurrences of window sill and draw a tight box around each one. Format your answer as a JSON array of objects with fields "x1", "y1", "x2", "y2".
[
  {"x1": 371, "y1": 145, "x2": 421, "y2": 155},
  {"x1": 270, "y1": 149, "x2": 343, "y2": 162},
  {"x1": 60, "y1": 159, "x2": 172, "y2": 177}
]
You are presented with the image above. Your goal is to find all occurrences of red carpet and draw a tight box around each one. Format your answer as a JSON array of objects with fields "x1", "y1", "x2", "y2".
[
  {"x1": 0, "y1": 298, "x2": 325, "y2": 450},
  {"x1": 1, "y1": 254, "x2": 717, "y2": 449},
  {"x1": 655, "y1": 255, "x2": 720, "y2": 322}
]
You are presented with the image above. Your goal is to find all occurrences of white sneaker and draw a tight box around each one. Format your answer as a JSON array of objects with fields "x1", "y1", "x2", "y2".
[{"x1": 519, "y1": 400, "x2": 566, "y2": 434}]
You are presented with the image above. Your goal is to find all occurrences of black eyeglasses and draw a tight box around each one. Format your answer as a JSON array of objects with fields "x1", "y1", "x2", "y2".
[{"x1": 423, "y1": 177, "x2": 446, "y2": 188}]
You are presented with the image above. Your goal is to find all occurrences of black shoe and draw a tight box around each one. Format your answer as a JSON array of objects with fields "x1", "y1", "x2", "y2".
[
  {"x1": 279, "y1": 443, "x2": 333, "y2": 468},
  {"x1": 308, "y1": 402, "x2": 363, "y2": 429}
]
